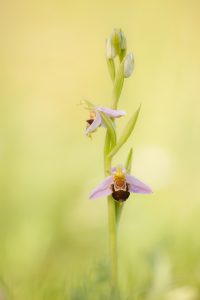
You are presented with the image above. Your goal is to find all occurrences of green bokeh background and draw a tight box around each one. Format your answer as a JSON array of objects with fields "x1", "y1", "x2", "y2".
[{"x1": 0, "y1": 0, "x2": 200, "y2": 299}]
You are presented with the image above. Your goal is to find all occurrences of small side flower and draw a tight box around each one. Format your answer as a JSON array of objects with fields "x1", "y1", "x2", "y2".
[{"x1": 85, "y1": 106, "x2": 126, "y2": 135}]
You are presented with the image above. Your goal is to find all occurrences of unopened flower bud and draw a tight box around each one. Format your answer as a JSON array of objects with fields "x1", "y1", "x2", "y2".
[
  {"x1": 118, "y1": 30, "x2": 127, "y2": 61},
  {"x1": 119, "y1": 30, "x2": 127, "y2": 50},
  {"x1": 106, "y1": 37, "x2": 116, "y2": 59},
  {"x1": 123, "y1": 53, "x2": 134, "y2": 78},
  {"x1": 111, "y1": 29, "x2": 121, "y2": 56},
  {"x1": 106, "y1": 29, "x2": 127, "y2": 60}
]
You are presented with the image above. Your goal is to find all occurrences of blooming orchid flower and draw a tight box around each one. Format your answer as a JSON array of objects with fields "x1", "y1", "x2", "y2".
[
  {"x1": 86, "y1": 106, "x2": 126, "y2": 135},
  {"x1": 89, "y1": 165, "x2": 152, "y2": 202}
]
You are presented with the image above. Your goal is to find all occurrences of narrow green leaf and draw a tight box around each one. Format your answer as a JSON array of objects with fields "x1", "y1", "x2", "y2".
[
  {"x1": 125, "y1": 147, "x2": 133, "y2": 174},
  {"x1": 107, "y1": 58, "x2": 115, "y2": 82},
  {"x1": 108, "y1": 105, "x2": 141, "y2": 158},
  {"x1": 99, "y1": 111, "x2": 116, "y2": 149}
]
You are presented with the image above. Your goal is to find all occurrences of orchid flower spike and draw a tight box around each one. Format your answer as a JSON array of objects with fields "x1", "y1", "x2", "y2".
[
  {"x1": 85, "y1": 106, "x2": 126, "y2": 135},
  {"x1": 89, "y1": 165, "x2": 152, "y2": 202}
]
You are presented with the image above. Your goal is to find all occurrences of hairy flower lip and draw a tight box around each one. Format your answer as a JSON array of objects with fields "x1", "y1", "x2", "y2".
[
  {"x1": 89, "y1": 165, "x2": 152, "y2": 201},
  {"x1": 85, "y1": 106, "x2": 126, "y2": 135}
]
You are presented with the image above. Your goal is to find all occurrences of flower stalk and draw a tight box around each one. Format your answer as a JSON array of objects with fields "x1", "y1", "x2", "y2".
[
  {"x1": 103, "y1": 129, "x2": 118, "y2": 287},
  {"x1": 105, "y1": 30, "x2": 135, "y2": 290},
  {"x1": 105, "y1": 36, "x2": 126, "y2": 289}
]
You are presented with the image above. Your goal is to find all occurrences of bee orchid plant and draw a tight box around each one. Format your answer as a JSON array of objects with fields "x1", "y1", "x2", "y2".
[{"x1": 83, "y1": 29, "x2": 152, "y2": 293}]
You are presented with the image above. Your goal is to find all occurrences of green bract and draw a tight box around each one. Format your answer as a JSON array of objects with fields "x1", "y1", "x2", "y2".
[
  {"x1": 98, "y1": 111, "x2": 116, "y2": 149},
  {"x1": 107, "y1": 58, "x2": 116, "y2": 82},
  {"x1": 108, "y1": 105, "x2": 141, "y2": 158},
  {"x1": 125, "y1": 147, "x2": 133, "y2": 174}
]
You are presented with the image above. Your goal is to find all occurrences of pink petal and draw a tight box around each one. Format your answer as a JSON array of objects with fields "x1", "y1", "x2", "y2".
[
  {"x1": 85, "y1": 111, "x2": 102, "y2": 135},
  {"x1": 89, "y1": 176, "x2": 113, "y2": 200},
  {"x1": 126, "y1": 174, "x2": 152, "y2": 194},
  {"x1": 97, "y1": 106, "x2": 126, "y2": 118}
]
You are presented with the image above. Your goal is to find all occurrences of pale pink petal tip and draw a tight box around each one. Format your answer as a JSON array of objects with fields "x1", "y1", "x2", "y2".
[
  {"x1": 97, "y1": 106, "x2": 126, "y2": 118},
  {"x1": 89, "y1": 176, "x2": 113, "y2": 200},
  {"x1": 126, "y1": 174, "x2": 152, "y2": 194}
]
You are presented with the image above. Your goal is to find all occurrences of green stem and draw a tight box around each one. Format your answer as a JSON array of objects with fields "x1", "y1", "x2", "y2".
[
  {"x1": 104, "y1": 133, "x2": 118, "y2": 289},
  {"x1": 107, "y1": 194, "x2": 118, "y2": 288},
  {"x1": 104, "y1": 56, "x2": 124, "y2": 292}
]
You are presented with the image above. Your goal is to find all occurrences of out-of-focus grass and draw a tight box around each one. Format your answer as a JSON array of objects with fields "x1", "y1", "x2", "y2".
[{"x1": 0, "y1": 0, "x2": 200, "y2": 299}]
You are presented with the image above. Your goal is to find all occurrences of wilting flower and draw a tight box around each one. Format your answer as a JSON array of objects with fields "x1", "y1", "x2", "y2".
[
  {"x1": 86, "y1": 106, "x2": 126, "y2": 135},
  {"x1": 89, "y1": 165, "x2": 152, "y2": 202}
]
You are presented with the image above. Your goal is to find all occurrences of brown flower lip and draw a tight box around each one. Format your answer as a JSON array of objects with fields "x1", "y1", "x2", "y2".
[
  {"x1": 111, "y1": 183, "x2": 130, "y2": 202},
  {"x1": 86, "y1": 119, "x2": 94, "y2": 125}
]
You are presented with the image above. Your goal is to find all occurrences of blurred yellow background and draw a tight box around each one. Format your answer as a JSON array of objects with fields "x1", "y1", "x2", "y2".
[{"x1": 0, "y1": 0, "x2": 200, "y2": 299}]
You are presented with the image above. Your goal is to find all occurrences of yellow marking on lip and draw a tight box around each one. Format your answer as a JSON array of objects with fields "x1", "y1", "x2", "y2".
[{"x1": 114, "y1": 166, "x2": 126, "y2": 188}]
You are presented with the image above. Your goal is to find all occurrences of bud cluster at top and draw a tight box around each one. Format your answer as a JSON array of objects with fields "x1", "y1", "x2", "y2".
[
  {"x1": 106, "y1": 28, "x2": 134, "y2": 80},
  {"x1": 106, "y1": 28, "x2": 127, "y2": 60}
]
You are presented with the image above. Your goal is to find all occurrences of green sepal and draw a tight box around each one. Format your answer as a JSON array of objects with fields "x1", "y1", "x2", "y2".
[
  {"x1": 80, "y1": 99, "x2": 94, "y2": 109},
  {"x1": 108, "y1": 105, "x2": 141, "y2": 158},
  {"x1": 107, "y1": 58, "x2": 115, "y2": 82},
  {"x1": 98, "y1": 111, "x2": 116, "y2": 149},
  {"x1": 119, "y1": 48, "x2": 127, "y2": 63}
]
